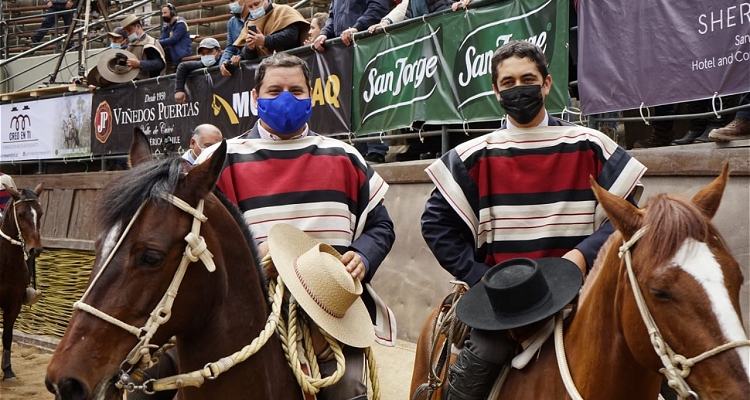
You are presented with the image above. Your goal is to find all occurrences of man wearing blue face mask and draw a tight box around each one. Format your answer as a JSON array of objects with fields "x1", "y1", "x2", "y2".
[
  {"x1": 421, "y1": 40, "x2": 646, "y2": 400},
  {"x1": 119, "y1": 14, "x2": 166, "y2": 79},
  {"x1": 197, "y1": 52, "x2": 395, "y2": 400},
  {"x1": 173, "y1": 37, "x2": 223, "y2": 104},
  {"x1": 106, "y1": 27, "x2": 128, "y2": 50}
]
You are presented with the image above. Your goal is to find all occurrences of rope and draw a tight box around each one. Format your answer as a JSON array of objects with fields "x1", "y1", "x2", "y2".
[{"x1": 266, "y1": 250, "x2": 381, "y2": 398}]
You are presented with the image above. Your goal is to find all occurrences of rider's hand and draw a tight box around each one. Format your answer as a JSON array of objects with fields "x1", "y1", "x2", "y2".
[{"x1": 341, "y1": 251, "x2": 365, "y2": 281}]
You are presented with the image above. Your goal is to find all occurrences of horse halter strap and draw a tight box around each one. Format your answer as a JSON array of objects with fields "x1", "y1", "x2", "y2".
[
  {"x1": 619, "y1": 226, "x2": 750, "y2": 399},
  {"x1": 73, "y1": 193, "x2": 216, "y2": 370},
  {"x1": 0, "y1": 198, "x2": 37, "y2": 260}
]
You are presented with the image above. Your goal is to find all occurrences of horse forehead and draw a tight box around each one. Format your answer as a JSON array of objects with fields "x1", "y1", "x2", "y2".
[
  {"x1": 672, "y1": 238, "x2": 748, "y2": 344},
  {"x1": 99, "y1": 221, "x2": 123, "y2": 257}
]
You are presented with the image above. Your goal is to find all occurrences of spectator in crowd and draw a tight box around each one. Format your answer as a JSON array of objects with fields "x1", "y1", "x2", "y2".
[
  {"x1": 29, "y1": 0, "x2": 77, "y2": 45},
  {"x1": 89, "y1": 0, "x2": 110, "y2": 18},
  {"x1": 182, "y1": 124, "x2": 223, "y2": 164},
  {"x1": 0, "y1": 173, "x2": 16, "y2": 213},
  {"x1": 218, "y1": 0, "x2": 250, "y2": 75},
  {"x1": 174, "y1": 38, "x2": 223, "y2": 104},
  {"x1": 635, "y1": 99, "x2": 726, "y2": 148},
  {"x1": 158, "y1": 3, "x2": 192, "y2": 70},
  {"x1": 421, "y1": 41, "x2": 645, "y2": 400},
  {"x1": 220, "y1": 0, "x2": 308, "y2": 76},
  {"x1": 367, "y1": 0, "x2": 452, "y2": 32},
  {"x1": 200, "y1": 52, "x2": 396, "y2": 400},
  {"x1": 312, "y1": 0, "x2": 387, "y2": 50},
  {"x1": 106, "y1": 26, "x2": 128, "y2": 49},
  {"x1": 709, "y1": 92, "x2": 750, "y2": 142},
  {"x1": 119, "y1": 14, "x2": 166, "y2": 79},
  {"x1": 304, "y1": 12, "x2": 328, "y2": 45}
]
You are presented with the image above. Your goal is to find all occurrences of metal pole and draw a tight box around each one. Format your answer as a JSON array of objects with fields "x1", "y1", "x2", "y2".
[{"x1": 441, "y1": 125, "x2": 449, "y2": 156}]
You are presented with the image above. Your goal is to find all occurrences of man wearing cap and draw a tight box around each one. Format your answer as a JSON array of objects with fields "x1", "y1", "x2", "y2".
[
  {"x1": 219, "y1": 0, "x2": 308, "y2": 77},
  {"x1": 119, "y1": 14, "x2": 166, "y2": 79},
  {"x1": 182, "y1": 124, "x2": 223, "y2": 164},
  {"x1": 173, "y1": 38, "x2": 223, "y2": 104},
  {"x1": 158, "y1": 4, "x2": 192, "y2": 69},
  {"x1": 106, "y1": 26, "x2": 128, "y2": 49},
  {"x1": 198, "y1": 52, "x2": 395, "y2": 400},
  {"x1": 421, "y1": 40, "x2": 646, "y2": 400}
]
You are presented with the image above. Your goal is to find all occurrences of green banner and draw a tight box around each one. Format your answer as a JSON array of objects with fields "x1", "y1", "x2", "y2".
[{"x1": 353, "y1": 0, "x2": 569, "y2": 135}]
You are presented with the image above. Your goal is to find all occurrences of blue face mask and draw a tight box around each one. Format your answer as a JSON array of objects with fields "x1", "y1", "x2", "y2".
[
  {"x1": 110, "y1": 43, "x2": 122, "y2": 49},
  {"x1": 257, "y1": 91, "x2": 312, "y2": 135},
  {"x1": 228, "y1": 1, "x2": 242, "y2": 14},
  {"x1": 201, "y1": 55, "x2": 217, "y2": 67},
  {"x1": 248, "y1": 5, "x2": 266, "y2": 20},
  {"x1": 128, "y1": 33, "x2": 139, "y2": 42}
]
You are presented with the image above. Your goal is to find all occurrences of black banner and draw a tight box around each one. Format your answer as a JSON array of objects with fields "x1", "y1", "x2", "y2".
[{"x1": 91, "y1": 44, "x2": 353, "y2": 155}]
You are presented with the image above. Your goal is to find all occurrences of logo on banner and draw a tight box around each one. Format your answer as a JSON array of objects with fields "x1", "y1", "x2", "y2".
[
  {"x1": 212, "y1": 94, "x2": 240, "y2": 124},
  {"x1": 94, "y1": 101, "x2": 113, "y2": 144}
]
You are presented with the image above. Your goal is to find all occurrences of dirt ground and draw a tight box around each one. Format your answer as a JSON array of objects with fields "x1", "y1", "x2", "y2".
[{"x1": 0, "y1": 340, "x2": 416, "y2": 400}]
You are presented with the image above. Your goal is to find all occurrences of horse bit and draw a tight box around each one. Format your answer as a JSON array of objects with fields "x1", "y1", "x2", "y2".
[
  {"x1": 0, "y1": 198, "x2": 39, "y2": 260},
  {"x1": 555, "y1": 226, "x2": 750, "y2": 400}
]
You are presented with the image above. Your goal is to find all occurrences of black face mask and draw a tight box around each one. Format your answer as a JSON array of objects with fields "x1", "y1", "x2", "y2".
[
  {"x1": 498, "y1": 84, "x2": 544, "y2": 125},
  {"x1": 162, "y1": 16, "x2": 171, "y2": 23}
]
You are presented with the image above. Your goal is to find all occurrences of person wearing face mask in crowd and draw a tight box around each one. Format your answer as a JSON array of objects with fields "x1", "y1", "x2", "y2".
[
  {"x1": 197, "y1": 52, "x2": 395, "y2": 400},
  {"x1": 106, "y1": 27, "x2": 128, "y2": 49},
  {"x1": 220, "y1": 0, "x2": 308, "y2": 76},
  {"x1": 158, "y1": 3, "x2": 192, "y2": 71},
  {"x1": 420, "y1": 40, "x2": 646, "y2": 400},
  {"x1": 119, "y1": 14, "x2": 166, "y2": 79},
  {"x1": 182, "y1": 124, "x2": 223, "y2": 164},
  {"x1": 173, "y1": 38, "x2": 223, "y2": 104}
]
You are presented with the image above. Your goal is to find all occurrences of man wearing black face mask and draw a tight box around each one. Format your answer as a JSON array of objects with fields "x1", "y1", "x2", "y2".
[
  {"x1": 158, "y1": 4, "x2": 192, "y2": 70},
  {"x1": 420, "y1": 40, "x2": 646, "y2": 400},
  {"x1": 197, "y1": 52, "x2": 395, "y2": 400}
]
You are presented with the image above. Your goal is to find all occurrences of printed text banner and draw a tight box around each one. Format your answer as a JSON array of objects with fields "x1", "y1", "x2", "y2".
[
  {"x1": 352, "y1": 0, "x2": 569, "y2": 135},
  {"x1": 578, "y1": 0, "x2": 750, "y2": 114},
  {"x1": 1, "y1": 94, "x2": 92, "y2": 162}
]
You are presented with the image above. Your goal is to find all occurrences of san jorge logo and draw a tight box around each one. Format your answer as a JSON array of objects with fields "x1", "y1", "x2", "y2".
[{"x1": 94, "y1": 101, "x2": 113, "y2": 144}]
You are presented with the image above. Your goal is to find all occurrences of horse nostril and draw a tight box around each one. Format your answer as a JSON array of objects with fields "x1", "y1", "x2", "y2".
[
  {"x1": 30, "y1": 248, "x2": 43, "y2": 257},
  {"x1": 44, "y1": 376, "x2": 56, "y2": 394},
  {"x1": 57, "y1": 377, "x2": 89, "y2": 400}
]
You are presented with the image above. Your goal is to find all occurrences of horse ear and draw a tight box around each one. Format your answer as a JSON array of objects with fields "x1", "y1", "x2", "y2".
[
  {"x1": 33, "y1": 182, "x2": 44, "y2": 197},
  {"x1": 4, "y1": 184, "x2": 20, "y2": 200},
  {"x1": 184, "y1": 140, "x2": 227, "y2": 198},
  {"x1": 691, "y1": 162, "x2": 729, "y2": 220},
  {"x1": 589, "y1": 176, "x2": 644, "y2": 239},
  {"x1": 129, "y1": 128, "x2": 152, "y2": 167}
]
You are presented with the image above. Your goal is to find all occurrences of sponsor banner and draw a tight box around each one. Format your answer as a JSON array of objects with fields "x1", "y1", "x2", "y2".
[
  {"x1": 353, "y1": 0, "x2": 569, "y2": 134},
  {"x1": 91, "y1": 45, "x2": 352, "y2": 155},
  {"x1": 578, "y1": 0, "x2": 750, "y2": 114},
  {"x1": 1, "y1": 94, "x2": 92, "y2": 162}
]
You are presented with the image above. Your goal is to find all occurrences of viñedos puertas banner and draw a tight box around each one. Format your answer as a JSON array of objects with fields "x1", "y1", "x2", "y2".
[
  {"x1": 353, "y1": 0, "x2": 569, "y2": 135},
  {"x1": 1, "y1": 94, "x2": 92, "y2": 162},
  {"x1": 578, "y1": 0, "x2": 750, "y2": 114}
]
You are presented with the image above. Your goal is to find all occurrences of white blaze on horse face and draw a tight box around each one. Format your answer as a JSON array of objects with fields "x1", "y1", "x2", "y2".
[
  {"x1": 100, "y1": 222, "x2": 123, "y2": 262},
  {"x1": 674, "y1": 238, "x2": 750, "y2": 380},
  {"x1": 31, "y1": 207, "x2": 38, "y2": 232}
]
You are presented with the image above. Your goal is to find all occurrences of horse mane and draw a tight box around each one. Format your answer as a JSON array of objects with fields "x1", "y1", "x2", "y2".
[
  {"x1": 580, "y1": 193, "x2": 716, "y2": 305},
  {"x1": 96, "y1": 156, "x2": 270, "y2": 305}
]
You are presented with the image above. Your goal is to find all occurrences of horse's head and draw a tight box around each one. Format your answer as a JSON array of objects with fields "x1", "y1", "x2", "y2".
[
  {"x1": 46, "y1": 130, "x2": 230, "y2": 400},
  {"x1": 2, "y1": 182, "x2": 44, "y2": 258},
  {"x1": 590, "y1": 164, "x2": 749, "y2": 398}
]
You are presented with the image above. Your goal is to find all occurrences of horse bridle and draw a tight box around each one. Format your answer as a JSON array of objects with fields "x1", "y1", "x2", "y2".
[
  {"x1": 555, "y1": 226, "x2": 750, "y2": 400},
  {"x1": 0, "y1": 198, "x2": 40, "y2": 260}
]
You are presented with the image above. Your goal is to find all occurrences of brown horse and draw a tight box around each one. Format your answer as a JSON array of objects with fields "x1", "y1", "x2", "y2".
[
  {"x1": 0, "y1": 182, "x2": 44, "y2": 381},
  {"x1": 46, "y1": 131, "x2": 299, "y2": 399},
  {"x1": 411, "y1": 165, "x2": 750, "y2": 399}
]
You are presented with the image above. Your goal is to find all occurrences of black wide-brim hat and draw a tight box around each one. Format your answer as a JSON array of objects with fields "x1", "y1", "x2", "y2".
[{"x1": 456, "y1": 258, "x2": 582, "y2": 331}]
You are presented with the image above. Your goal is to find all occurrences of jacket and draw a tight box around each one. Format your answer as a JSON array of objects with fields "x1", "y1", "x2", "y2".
[
  {"x1": 320, "y1": 0, "x2": 388, "y2": 37},
  {"x1": 159, "y1": 16, "x2": 192, "y2": 63}
]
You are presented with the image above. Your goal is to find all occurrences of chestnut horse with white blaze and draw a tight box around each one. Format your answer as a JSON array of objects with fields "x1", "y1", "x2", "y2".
[
  {"x1": 411, "y1": 164, "x2": 749, "y2": 399},
  {"x1": 45, "y1": 131, "x2": 300, "y2": 400}
]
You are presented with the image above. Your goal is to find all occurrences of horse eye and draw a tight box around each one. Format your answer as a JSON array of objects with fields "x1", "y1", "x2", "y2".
[
  {"x1": 139, "y1": 250, "x2": 165, "y2": 268},
  {"x1": 648, "y1": 287, "x2": 673, "y2": 300}
]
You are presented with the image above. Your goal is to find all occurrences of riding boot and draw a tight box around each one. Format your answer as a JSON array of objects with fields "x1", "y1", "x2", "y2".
[
  {"x1": 443, "y1": 347, "x2": 505, "y2": 400},
  {"x1": 23, "y1": 287, "x2": 42, "y2": 306}
]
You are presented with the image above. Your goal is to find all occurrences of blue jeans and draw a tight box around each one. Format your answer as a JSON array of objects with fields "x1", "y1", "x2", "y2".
[
  {"x1": 355, "y1": 136, "x2": 388, "y2": 157},
  {"x1": 737, "y1": 92, "x2": 750, "y2": 120},
  {"x1": 32, "y1": 4, "x2": 74, "y2": 43}
]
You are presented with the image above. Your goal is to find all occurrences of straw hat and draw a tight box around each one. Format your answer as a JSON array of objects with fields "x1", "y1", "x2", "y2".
[
  {"x1": 119, "y1": 14, "x2": 142, "y2": 28},
  {"x1": 456, "y1": 257, "x2": 582, "y2": 331},
  {"x1": 86, "y1": 66, "x2": 111, "y2": 87},
  {"x1": 97, "y1": 49, "x2": 140, "y2": 83},
  {"x1": 267, "y1": 224, "x2": 374, "y2": 348},
  {"x1": 0, "y1": 174, "x2": 16, "y2": 190}
]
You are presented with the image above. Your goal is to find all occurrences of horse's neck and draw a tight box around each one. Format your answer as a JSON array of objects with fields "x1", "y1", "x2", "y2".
[
  {"x1": 562, "y1": 247, "x2": 662, "y2": 398},
  {"x1": 0, "y1": 205, "x2": 24, "y2": 259}
]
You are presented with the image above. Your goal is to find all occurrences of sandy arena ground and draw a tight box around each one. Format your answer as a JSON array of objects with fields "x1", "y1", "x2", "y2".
[{"x1": 0, "y1": 340, "x2": 417, "y2": 400}]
